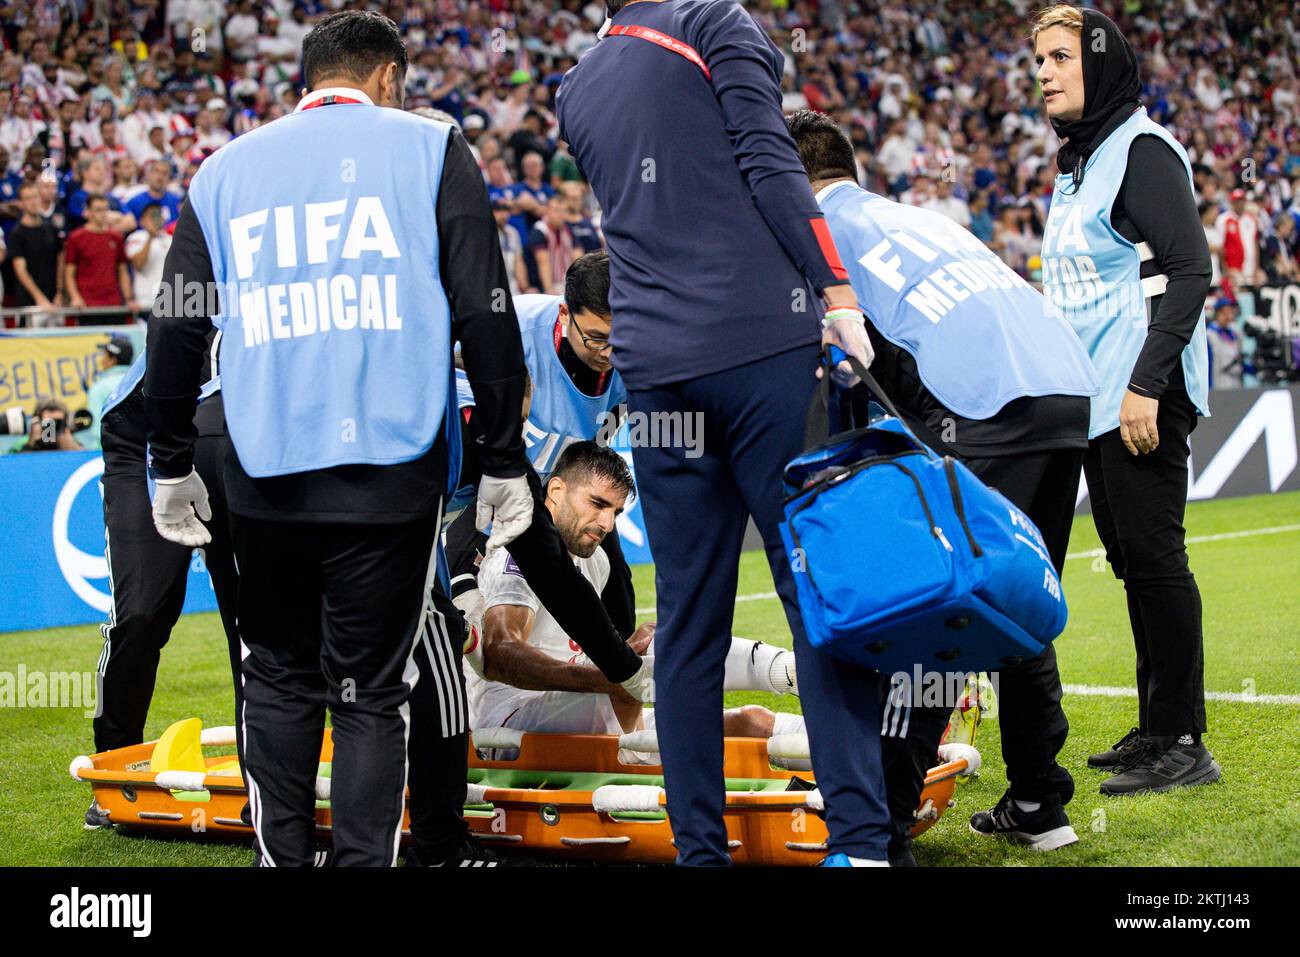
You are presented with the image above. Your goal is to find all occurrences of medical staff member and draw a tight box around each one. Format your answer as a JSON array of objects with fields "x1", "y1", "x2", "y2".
[
  {"x1": 444, "y1": 251, "x2": 636, "y2": 635},
  {"x1": 557, "y1": 0, "x2": 882, "y2": 866},
  {"x1": 143, "y1": 11, "x2": 534, "y2": 867},
  {"x1": 1033, "y1": 5, "x2": 1219, "y2": 796},
  {"x1": 87, "y1": 340, "x2": 241, "y2": 832},
  {"x1": 787, "y1": 110, "x2": 1099, "y2": 856}
]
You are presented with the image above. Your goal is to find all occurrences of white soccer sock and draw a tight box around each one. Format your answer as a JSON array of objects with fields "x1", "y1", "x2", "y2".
[
  {"x1": 723, "y1": 639, "x2": 798, "y2": 695},
  {"x1": 846, "y1": 856, "x2": 890, "y2": 867}
]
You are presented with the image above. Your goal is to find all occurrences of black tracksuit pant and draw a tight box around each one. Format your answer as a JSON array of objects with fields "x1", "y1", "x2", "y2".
[
  {"x1": 881, "y1": 446, "x2": 1084, "y2": 841},
  {"x1": 93, "y1": 391, "x2": 239, "y2": 753},
  {"x1": 230, "y1": 506, "x2": 441, "y2": 868},
  {"x1": 1084, "y1": 387, "x2": 1205, "y2": 737},
  {"x1": 405, "y1": 580, "x2": 470, "y2": 864}
]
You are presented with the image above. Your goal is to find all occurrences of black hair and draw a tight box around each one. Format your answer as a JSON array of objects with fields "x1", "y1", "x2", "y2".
[
  {"x1": 551, "y1": 440, "x2": 636, "y2": 502},
  {"x1": 564, "y1": 250, "x2": 611, "y2": 319},
  {"x1": 301, "y1": 10, "x2": 408, "y2": 90},
  {"x1": 785, "y1": 109, "x2": 857, "y2": 182}
]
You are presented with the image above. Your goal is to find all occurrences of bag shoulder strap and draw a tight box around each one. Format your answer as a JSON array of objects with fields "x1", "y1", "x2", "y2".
[{"x1": 804, "y1": 347, "x2": 945, "y2": 458}]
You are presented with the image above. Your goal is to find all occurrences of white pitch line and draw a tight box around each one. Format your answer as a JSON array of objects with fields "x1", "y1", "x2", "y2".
[
  {"x1": 1063, "y1": 683, "x2": 1300, "y2": 706},
  {"x1": 633, "y1": 523, "x2": 1300, "y2": 615},
  {"x1": 636, "y1": 590, "x2": 778, "y2": 615},
  {"x1": 1064, "y1": 522, "x2": 1300, "y2": 561}
]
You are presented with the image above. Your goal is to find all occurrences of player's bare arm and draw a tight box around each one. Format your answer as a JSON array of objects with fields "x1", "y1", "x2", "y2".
[{"x1": 482, "y1": 602, "x2": 636, "y2": 703}]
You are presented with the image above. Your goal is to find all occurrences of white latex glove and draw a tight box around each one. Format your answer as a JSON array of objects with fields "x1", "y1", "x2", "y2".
[
  {"x1": 153, "y1": 469, "x2": 212, "y2": 546},
  {"x1": 821, "y1": 307, "x2": 876, "y2": 388},
  {"x1": 620, "y1": 655, "x2": 655, "y2": 703},
  {"x1": 476, "y1": 473, "x2": 534, "y2": 550}
]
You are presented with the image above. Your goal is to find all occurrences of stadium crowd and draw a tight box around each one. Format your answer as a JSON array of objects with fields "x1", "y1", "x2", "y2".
[{"x1": 0, "y1": 0, "x2": 1297, "y2": 381}]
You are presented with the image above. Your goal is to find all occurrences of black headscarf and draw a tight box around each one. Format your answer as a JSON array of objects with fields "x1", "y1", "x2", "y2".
[{"x1": 1051, "y1": 8, "x2": 1142, "y2": 187}]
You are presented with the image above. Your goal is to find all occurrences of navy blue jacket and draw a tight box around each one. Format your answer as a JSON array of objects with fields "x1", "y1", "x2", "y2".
[{"x1": 557, "y1": 0, "x2": 849, "y2": 390}]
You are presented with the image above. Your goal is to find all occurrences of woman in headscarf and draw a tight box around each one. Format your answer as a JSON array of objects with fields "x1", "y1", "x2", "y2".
[{"x1": 1029, "y1": 5, "x2": 1220, "y2": 800}]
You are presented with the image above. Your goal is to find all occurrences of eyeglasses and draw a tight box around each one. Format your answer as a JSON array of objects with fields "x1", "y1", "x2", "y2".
[{"x1": 569, "y1": 312, "x2": 613, "y2": 353}]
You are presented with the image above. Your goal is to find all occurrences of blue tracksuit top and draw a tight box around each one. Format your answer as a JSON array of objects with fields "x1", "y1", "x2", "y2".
[{"x1": 557, "y1": 0, "x2": 850, "y2": 390}]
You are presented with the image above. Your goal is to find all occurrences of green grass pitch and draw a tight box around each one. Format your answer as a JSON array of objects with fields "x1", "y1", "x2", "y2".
[{"x1": 2, "y1": 491, "x2": 1297, "y2": 867}]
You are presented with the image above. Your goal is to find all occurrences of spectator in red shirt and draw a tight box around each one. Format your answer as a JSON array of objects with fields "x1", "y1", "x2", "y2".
[{"x1": 64, "y1": 194, "x2": 134, "y2": 325}]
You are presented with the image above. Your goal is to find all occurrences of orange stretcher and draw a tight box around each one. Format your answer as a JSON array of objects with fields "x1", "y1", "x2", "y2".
[{"x1": 70, "y1": 710, "x2": 983, "y2": 865}]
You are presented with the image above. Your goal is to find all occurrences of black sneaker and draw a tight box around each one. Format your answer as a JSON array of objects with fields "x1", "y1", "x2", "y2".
[
  {"x1": 251, "y1": 843, "x2": 333, "y2": 866},
  {"x1": 887, "y1": 835, "x2": 917, "y2": 868},
  {"x1": 1099, "y1": 735, "x2": 1221, "y2": 796},
  {"x1": 406, "y1": 839, "x2": 503, "y2": 867},
  {"x1": 1087, "y1": 727, "x2": 1146, "y2": 769},
  {"x1": 84, "y1": 799, "x2": 113, "y2": 830},
  {"x1": 969, "y1": 792, "x2": 1078, "y2": 851}
]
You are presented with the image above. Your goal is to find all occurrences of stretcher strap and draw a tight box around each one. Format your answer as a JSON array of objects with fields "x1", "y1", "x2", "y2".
[
  {"x1": 617, "y1": 730, "x2": 660, "y2": 754},
  {"x1": 936, "y1": 742, "x2": 981, "y2": 773},
  {"x1": 592, "y1": 784, "x2": 665, "y2": 813},
  {"x1": 200, "y1": 726, "x2": 238, "y2": 746},
  {"x1": 473, "y1": 727, "x2": 524, "y2": 751}
]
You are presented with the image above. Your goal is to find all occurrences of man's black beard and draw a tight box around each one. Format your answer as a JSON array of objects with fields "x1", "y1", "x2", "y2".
[{"x1": 560, "y1": 521, "x2": 603, "y2": 559}]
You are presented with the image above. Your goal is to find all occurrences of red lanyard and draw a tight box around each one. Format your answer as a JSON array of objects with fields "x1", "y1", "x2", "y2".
[
  {"x1": 299, "y1": 94, "x2": 365, "y2": 111},
  {"x1": 606, "y1": 24, "x2": 711, "y2": 81}
]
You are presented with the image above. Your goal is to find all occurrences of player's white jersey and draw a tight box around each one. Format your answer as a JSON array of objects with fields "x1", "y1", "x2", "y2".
[{"x1": 468, "y1": 544, "x2": 610, "y2": 727}]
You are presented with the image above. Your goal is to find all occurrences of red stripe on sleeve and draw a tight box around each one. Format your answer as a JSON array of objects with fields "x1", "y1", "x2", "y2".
[{"x1": 809, "y1": 217, "x2": 849, "y2": 281}]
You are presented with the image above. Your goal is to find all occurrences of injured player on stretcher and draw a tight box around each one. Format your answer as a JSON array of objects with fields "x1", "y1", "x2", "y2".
[{"x1": 458, "y1": 442, "x2": 804, "y2": 755}]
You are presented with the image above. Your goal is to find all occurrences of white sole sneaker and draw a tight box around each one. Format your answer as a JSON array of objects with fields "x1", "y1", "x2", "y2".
[{"x1": 969, "y1": 821, "x2": 1079, "y2": 851}]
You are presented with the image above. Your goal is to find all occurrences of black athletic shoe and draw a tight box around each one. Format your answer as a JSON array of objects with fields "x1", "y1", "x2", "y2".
[
  {"x1": 84, "y1": 799, "x2": 113, "y2": 830},
  {"x1": 406, "y1": 840, "x2": 503, "y2": 867},
  {"x1": 1099, "y1": 736, "x2": 1221, "y2": 796},
  {"x1": 887, "y1": 837, "x2": 917, "y2": 868},
  {"x1": 969, "y1": 792, "x2": 1078, "y2": 851},
  {"x1": 251, "y1": 844, "x2": 333, "y2": 866},
  {"x1": 1087, "y1": 727, "x2": 1146, "y2": 769}
]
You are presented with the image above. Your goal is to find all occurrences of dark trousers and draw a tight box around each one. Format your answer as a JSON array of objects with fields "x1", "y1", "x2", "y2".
[
  {"x1": 1084, "y1": 390, "x2": 1205, "y2": 736},
  {"x1": 230, "y1": 510, "x2": 440, "y2": 867},
  {"x1": 630, "y1": 343, "x2": 889, "y2": 865},
  {"x1": 93, "y1": 397, "x2": 239, "y2": 753},
  {"x1": 94, "y1": 402, "x2": 193, "y2": 752},
  {"x1": 192, "y1": 400, "x2": 242, "y2": 743},
  {"x1": 880, "y1": 447, "x2": 1084, "y2": 827},
  {"x1": 406, "y1": 581, "x2": 470, "y2": 863}
]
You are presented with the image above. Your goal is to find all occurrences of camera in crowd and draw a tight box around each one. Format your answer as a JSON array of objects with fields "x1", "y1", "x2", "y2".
[
  {"x1": 1, "y1": 400, "x2": 92, "y2": 451},
  {"x1": 1244, "y1": 322, "x2": 1300, "y2": 385}
]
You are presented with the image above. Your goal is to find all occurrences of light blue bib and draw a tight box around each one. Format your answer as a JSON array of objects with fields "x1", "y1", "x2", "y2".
[
  {"x1": 514, "y1": 294, "x2": 627, "y2": 479},
  {"x1": 1041, "y1": 107, "x2": 1209, "y2": 438},
  {"x1": 186, "y1": 104, "x2": 456, "y2": 477},
  {"x1": 818, "y1": 181, "x2": 1097, "y2": 420}
]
